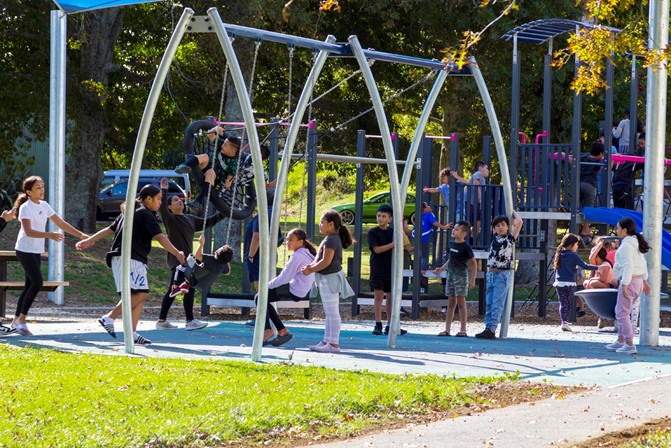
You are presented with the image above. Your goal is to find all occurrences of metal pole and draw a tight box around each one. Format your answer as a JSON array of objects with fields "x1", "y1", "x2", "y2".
[
  {"x1": 349, "y1": 35, "x2": 404, "y2": 348},
  {"x1": 542, "y1": 39, "x2": 553, "y2": 143},
  {"x1": 640, "y1": 0, "x2": 668, "y2": 346},
  {"x1": 509, "y1": 34, "x2": 520, "y2": 208},
  {"x1": 209, "y1": 9, "x2": 270, "y2": 362},
  {"x1": 351, "y1": 130, "x2": 365, "y2": 316},
  {"x1": 629, "y1": 54, "x2": 638, "y2": 152},
  {"x1": 48, "y1": 10, "x2": 67, "y2": 306},
  {"x1": 569, "y1": 45, "x2": 583, "y2": 236},
  {"x1": 604, "y1": 52, "x2": 615, "y2": 206},
  {"x1": 306, "y1": 121, "x2": 318, "y2": 240},
  {"x1": 469, "y1": 57, "x2": 515, "y2": 338},
  {"x1": 120, "y1": 8, "x2": 193, "y2": 354}
]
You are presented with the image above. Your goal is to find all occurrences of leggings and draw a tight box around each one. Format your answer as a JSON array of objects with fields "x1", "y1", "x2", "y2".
[
  {"x1": 556, "y1": 285, "x2": 576, "y2": 324},
  {"x1": 15, "y1": 251, "x2": 43, "y2": 317},
  {"x1": 159, "y1": 267, "x2": 195, "y2": 322},
  {"x1": 317, "y1": 276, "x2": 341, "y2": 344}
]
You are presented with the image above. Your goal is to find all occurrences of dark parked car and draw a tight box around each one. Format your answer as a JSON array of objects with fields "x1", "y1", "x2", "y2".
[{"x1": 97, "y1": 179, "x2": 186, "y2": 220}]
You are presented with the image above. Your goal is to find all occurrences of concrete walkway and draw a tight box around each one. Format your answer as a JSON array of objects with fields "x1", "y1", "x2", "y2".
[{"x1": 2, "y1": 315, "x2": 671, "y2": 447}]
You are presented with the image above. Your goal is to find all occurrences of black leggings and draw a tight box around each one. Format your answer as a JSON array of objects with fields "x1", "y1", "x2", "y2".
[
  {"x1": 15, "y1": 251, "x2": 43, "y2": 317},
  {"x1": 260, "y1": 285, "x2": 305, "y2": 331},
  {"x1": 159, "y1": 266, "x2": 195, "y2": 322}
]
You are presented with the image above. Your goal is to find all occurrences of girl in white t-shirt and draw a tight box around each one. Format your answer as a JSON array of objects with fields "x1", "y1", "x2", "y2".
[{"x1": 11, "y1": 176, "x2": 87, "y2": 335}]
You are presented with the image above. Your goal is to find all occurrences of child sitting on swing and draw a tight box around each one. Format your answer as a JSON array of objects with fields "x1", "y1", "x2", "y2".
[{"x1": 171, "y1": 233, "x2": 234, "y2": 295}]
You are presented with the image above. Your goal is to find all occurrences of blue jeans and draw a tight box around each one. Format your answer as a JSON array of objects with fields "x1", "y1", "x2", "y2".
[{"x1": 484, "y1": 270, "x2": 512, "y2": 331}]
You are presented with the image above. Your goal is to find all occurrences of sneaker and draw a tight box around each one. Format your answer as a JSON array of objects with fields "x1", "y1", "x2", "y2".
[
  {"x1": 372, "y1": 323, "x2": 383, "y2": 336},
  {"x1": 383, "y1": 325, "x2": 407, "y2": 335},
  {"x1": 576, "y1": 310, "x2": 587, "y2": 318},
  {"x1": 156, "y1": 320, "x2": 178, "y2": 330},
  {"x1": 616, "y1": 344, "x2": 637, "y2": 354},
  {"x1": 244, "y1": 320, "x2": 255, "y2": 327},
  {"x1": 169, "y1": 285, "x2": 182, "y2": 298},
  {"x1": 308, "y1": 341, "x2": 326, "y2": 351},
  {"x1": 174, "y1": 163, "x2": 191, "y2": 175},
  {"x1": 177, "y1": 281, "x2": 190, "y2": 295},
  {"x1": 605, "y1": 341, "x2": 625, "y2": 351},
  {"x1": 134, "y1": 334, "x2": 152, "y2": 346},
  {"x1": 185, "y1": 319, "x2": 208, "y2": 331},
  {"x1": 475, "y1": 328, "x2": 496, "y2": 339},
  {"x1": 440, "y1": 307, "x2": 447, "y2": 313},
  {"x1": 14, "y1": 324, "x2": 32, "y2": 336},
  {"x1": 98, "y1": 317, "x2": 116, "y2": 339},
  {"x1": 633, "y1": 328, "x2": 640, "y2": 335},
  {"x1": 400, "y1": 307, "x2": 409, "y2": 315},
  {"x1": 0, "y1": 324, "x2": 16, "y2": 336},
  {"x1": 311, "y1": 343, "x2": 341, "y2": 353},
  {"x1": 561, "y1": 323, "x2": 573, "y2": 332},
  {"x1": 597, "y1": 318, "x2": 608, "y2": 329}
]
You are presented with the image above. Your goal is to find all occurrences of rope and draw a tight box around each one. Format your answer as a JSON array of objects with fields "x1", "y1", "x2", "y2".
[
  {"x1": 329, "y1": 70, "x2": 437, "y2": 133},
  {"x1": 217, "y1": 64, "x2": 229, "y2": 122},
  {"x1": 281, "y1": 45, "x2": 295, "y2": 264}
]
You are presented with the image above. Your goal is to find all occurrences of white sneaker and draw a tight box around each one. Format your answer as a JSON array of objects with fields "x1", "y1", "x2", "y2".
[
  {"x1": 155, "y1": 320, "x2": 178, "y2": 330},
  {"x1": 308, "y1": 341, "x2": 327, "y2": 351},
  {"x1": 185, "y1": 319, "x2": 208, "y2": 331},
  {"x1": 605, "y1": 341, "x2": 625, "y2": 351},
  {"x1": 616, "y1": 344, "x2": 637, "y2": 354},
  {"x1": 311, "y1": 343, "x2": 341, "y2": 353},
  {"x1": 561, "y1": 323, "x2": 572, "y2": 332},
  {"x1": 633, "y1": 328, "x2": 640, "y2": 335}
]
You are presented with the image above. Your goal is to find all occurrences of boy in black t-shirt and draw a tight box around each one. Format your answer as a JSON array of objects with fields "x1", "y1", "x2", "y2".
[
  {"x1": 433, "y1": 221, "x2": 476, "y2": 337},
  {"x1": 368, "y1": 205, "x2": 407, "y2": 336}
]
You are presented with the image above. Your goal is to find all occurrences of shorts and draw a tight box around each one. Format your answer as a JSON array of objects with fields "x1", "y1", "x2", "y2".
[
  {"x1": 467, "y1": 203, "x2": 482, "y2": 221},
  {"x1": 580, "y1": 182, "x2": 597, "y2": 209},
  {"x1": 245, "y1": 256, "x2": 260, "y2": 283},
  {"x1": 445, "y1": 269, "x2": 469, "y2": 298},
  {"x1": 370, "y1": 277, "x2": 391, "y2": 293},
  {"x1": 111, "y1": 256, "x2": 149, "y2": 293}
]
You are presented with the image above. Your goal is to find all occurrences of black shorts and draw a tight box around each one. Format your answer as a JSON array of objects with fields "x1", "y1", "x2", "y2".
[{"x1": 370, "y1": 277, "x2": 392, "y2": 293}]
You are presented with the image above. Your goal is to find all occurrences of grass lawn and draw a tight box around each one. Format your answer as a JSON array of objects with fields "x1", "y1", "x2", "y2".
[{"x1": 0, "y1": 344, "x2": 576, "y2": 447}]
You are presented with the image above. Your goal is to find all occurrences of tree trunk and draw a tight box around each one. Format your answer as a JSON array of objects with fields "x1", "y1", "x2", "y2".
[{"x1": 65, "y1": 10, "x2": 124, "y2": 232}]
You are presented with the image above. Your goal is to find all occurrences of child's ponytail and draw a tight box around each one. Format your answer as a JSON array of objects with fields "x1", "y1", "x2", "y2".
[
  {"x1": 636, "y1": 233, "x2": 650, "y2": 254},
  {"x1": 322, "y1": 210, "x2": 355, "y2": 249},
  {"x1": 553, "y1": 233, "x2": 580, "y2": 269}
]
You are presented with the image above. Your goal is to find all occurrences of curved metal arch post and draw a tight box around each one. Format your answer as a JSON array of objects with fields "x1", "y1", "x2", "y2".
[
  {"x1": 270, "y1": 37, "x2": 337, "y2": 271},
  {"x1": 207, "y1": 8, "x2": 269, "y2": 362},
  {"x1": 469, "y1": 57, "x2": 516, "y2": 338},
  {"x1": 120, "y1": 8, "x2": 194, "y2": 354},
  {"x1": 348, "y1": 36, "x2": 404, "y2": 348}
]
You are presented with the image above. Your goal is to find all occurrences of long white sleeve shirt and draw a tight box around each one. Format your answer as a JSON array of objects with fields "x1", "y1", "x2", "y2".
[
  {"x1": 268, "y1": 247, "x2": 315, "y2": 297},
  {"x1": 613, "y1": 235, "x2": 648, "y2": 285}
]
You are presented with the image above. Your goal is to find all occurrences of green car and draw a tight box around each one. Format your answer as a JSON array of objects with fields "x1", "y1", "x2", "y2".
[{"x1": 331, "y1": 192, "x2": 417, "y2": 225}]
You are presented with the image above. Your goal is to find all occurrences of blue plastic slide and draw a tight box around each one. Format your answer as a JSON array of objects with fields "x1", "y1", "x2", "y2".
[{"x1": 582, "y1": 207, "x2": 671, "y2": 269}]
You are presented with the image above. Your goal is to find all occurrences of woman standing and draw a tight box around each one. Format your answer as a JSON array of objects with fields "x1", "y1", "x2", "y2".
[
  {"x1": 607, "y1": 217, "x2": 650, "y2": 354},
  {"x1": 301, "y1": 210, "x2": 355, "y2": 353},
  {"x1": 12, "y1": 176, "x2": 87, "y2": 335}
]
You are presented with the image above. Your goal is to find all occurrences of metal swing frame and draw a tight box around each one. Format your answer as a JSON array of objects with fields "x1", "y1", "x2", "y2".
[{"x1": 120, "y1": 7, "x2": 511, "y2": 358}]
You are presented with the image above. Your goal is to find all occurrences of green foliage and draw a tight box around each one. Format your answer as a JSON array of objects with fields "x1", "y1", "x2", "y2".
[
  {"x1": 622, "y1": 429, "x2": 671, "y2": 448},
  {"x1": 0, "y1": 345, "x2": 510, "y2": 447}
]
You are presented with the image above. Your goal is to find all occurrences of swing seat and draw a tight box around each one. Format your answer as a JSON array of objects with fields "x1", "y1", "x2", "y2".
[{"x1": 574, "y1": 288, "x2": 618, "y2": 320}]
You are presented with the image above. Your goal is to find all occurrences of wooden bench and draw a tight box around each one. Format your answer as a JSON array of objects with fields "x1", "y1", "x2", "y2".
[{"x1": 0, "y1": 281, "x2": 70, "y2": 292}]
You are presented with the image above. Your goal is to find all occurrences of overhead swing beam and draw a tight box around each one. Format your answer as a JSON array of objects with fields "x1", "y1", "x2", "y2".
[{"x1": 188, "y1": 18, "x2": 472, "y2": 74}]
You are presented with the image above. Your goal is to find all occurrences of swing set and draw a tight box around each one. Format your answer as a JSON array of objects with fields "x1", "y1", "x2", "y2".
[{"x1": 120, "y1": 7, "x2": 513, "y2": 359}]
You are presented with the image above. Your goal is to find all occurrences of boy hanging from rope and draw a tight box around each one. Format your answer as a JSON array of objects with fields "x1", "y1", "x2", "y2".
[{"x1": 175, "y1": 125, "x2": 273, "y2": 216}]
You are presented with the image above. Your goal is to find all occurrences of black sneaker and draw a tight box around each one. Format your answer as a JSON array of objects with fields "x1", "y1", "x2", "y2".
[
  {"x1": 134, "y1": 334, "x2": 152, "y2": 346},
  {"x1": 383, "y1": 325, "x2": 407, "y2": 335},
  {"x1": 175, "y1": 163, "x2": 192, "y2": 175},
  {"x1": 475, "y1": 328, "x2": 496, "y2": 339},
  {"x1": 372, "y1": 323, "x2": 383, "y2": 335},
  {"x1": 0, "y1": 324, "x2": 16, "y2": 336},
  {"x1": 98, "y1": 317, "x2": 116, "y2": 339},
  {"x1": 577, "y1": 310, "x2": 587, "y2": 317}
]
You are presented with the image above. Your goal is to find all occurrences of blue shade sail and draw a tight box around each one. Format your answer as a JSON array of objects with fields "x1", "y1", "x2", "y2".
[{"x1": 53, "y1": 0, "x2": 162, "y2": 14}]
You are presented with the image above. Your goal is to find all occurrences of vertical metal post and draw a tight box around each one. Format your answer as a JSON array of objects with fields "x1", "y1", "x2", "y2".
[
  {"x1": 640, "y1": 0, "x2": 668, "y2": 346},
  {"x1": 604, "y1": 54, "x2": 615, "y2": 205},
  {"x1": 449, "y1": 135, "x2": 458, "y2": 224},
  {"x1": 120, "y1": 8, "x2": 194, "y2": 354},
  {"x1": 392, "y1": 132, "x2": 399, "y2": 159},
  {"x1": 306, "y1": 120, "x2": 318, "y2": 241},
  {"x1": 269, "y1": 117, "x2": 279, "y2": 180},
  {"x1": 509, "y1": 34, "x2": 520, "y2": 208},
  {"x1": 48, "y1": 10, "x2": 67, "y2": 306},
  {"x1": 542, "y1": 39, "x2": 553, "y2": 144},
  {"x1": 569, "y1": 48, "x2": 582, "y2": 235},
  {"x1": 629, "y1": 54, "x2": 638, "y2": 150},
  {"x1": 351, "y1": 130, "x2": 366, "y2": 316},
  {"x1": 412, "y1": 138, "x2": 425, "y2": 320}
]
